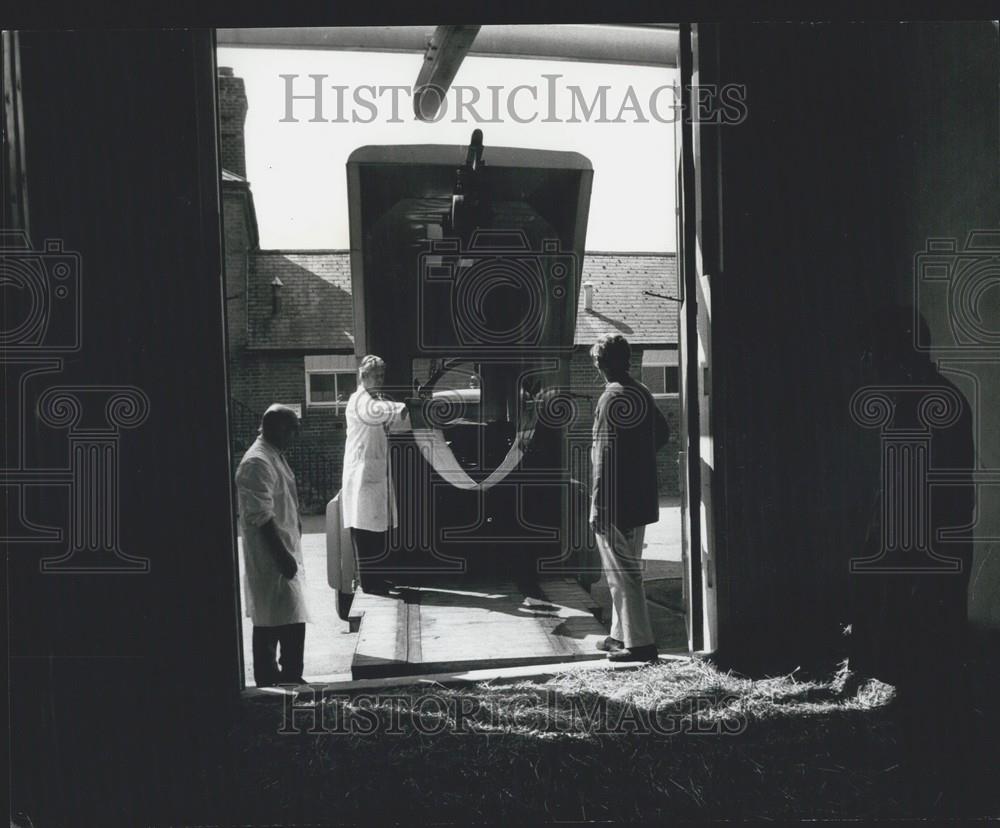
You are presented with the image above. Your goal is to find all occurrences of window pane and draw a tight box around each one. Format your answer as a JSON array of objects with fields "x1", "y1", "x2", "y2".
[
  {"x1": 412, "y1": 358, "x2": 434, "y2": 388},
  {"x1": 641, "y1": 365, "x2": 666, "y2": 394},
  {"x1": 665, "y1": 366, "x2": 679, "y2": 394},
  {"x1": 437, "y1": 361, "x2": 479, "y2": 392},
  {"x1": 641, "y1": 347, "x2": 673, "y2": 366},
  {"x1": 336, "y1": 372, "x2": 357, "y2": 402},
  {"x1": 310, "y1": 373, "x2": 338, "y2": 402}
]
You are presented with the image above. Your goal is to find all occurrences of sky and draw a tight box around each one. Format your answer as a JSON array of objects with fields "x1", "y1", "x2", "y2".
[{"x1": 217, "y1": 45, "x2": 678, "y2": 252}]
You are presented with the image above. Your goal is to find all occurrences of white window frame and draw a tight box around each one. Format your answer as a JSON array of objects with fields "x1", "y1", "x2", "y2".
[
  {"x1": 304, "y1": 355, "x2": 357, "y2": 411},
  {"x1": 640, "y1": 348, "x2": 680, "y2": 399}
]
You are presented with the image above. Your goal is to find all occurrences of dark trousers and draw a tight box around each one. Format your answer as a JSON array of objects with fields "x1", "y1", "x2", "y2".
[
  {"x1": 350, "y1": 527, "x2": 389, "y2": 591},
  {"x1": 252, "y1": 622, "x2": 305, "y2": 686}
]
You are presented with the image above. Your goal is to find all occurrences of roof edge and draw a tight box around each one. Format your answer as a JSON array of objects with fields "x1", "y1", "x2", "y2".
[
  {"x1": 244, "y1": 346, "x2": 356, "y2": 354},
  {"x1": 251, "y1": 249, "x2": 676, "y2": 257},
  {"x1": 256, "y1": 249, "x2": 352, "y2": 255},
  {"x1": 584, "y1": 250, "x2": 676, "y2": 258}
]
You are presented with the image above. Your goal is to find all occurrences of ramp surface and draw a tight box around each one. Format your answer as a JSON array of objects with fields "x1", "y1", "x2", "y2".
[{"x1": 348, "y1": 577, "x2": 607, "y2": 679}]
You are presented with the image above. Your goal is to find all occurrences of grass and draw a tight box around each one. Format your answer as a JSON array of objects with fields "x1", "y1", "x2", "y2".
[{"x1": 221, "y1": 656, "x2": 988, "y2": 823}]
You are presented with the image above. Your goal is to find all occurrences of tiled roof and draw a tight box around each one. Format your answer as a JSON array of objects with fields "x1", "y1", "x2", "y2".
[
  {"x1": 245, "y1": 251, "x2": 677, "y2": 351},
  {"x1": 575, "y1": 254, "x2": 678, "y2": 346},
  {"x1": 247, "y1": 252, "x2": 354, "y2": 350}
]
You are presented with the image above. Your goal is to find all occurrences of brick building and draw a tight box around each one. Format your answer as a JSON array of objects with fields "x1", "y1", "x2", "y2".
[{"x1": 220, "y1": 68, "x2": 680, "y2": 511}]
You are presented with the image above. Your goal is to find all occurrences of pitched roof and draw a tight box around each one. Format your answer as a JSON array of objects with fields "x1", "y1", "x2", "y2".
[
  {"x1": 244, "y1": 250, "x2": 677, "y2": 351},
  {"x1": 247, "y1": 252, "x2": 354, "y2": 350},
  {"x1": 575, "y1": 253, "x2": 678, "y2": 346}
]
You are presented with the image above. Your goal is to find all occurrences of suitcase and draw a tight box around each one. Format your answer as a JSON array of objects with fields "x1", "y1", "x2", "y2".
[{"x1": 326, "y1": 490, "x2": 356, "y2": 620}]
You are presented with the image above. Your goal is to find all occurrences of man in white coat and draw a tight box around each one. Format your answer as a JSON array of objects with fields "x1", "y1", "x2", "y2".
[
  {"x1": 236, "y1": 404, "x2": 311, "y2": 686},
  {"x1": 342, "y1": 355, "x2": 410, "y2": 594}
]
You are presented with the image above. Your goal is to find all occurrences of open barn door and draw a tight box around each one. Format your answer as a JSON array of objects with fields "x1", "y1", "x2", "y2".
[
  {"x1": 676, "y1": 24, "x2": 721, "y2": 653},
  {"x1": 2, "y1": 31, "x2": 30, "y2": 235}
]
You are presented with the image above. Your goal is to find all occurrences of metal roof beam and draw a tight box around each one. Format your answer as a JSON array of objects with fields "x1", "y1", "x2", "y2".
[
  {"x1": 216, "y1": 25, "x2": 679, "y2": 68},
  {"x1": 413, "y1": 25, "x2": 481, "y2": 121}
]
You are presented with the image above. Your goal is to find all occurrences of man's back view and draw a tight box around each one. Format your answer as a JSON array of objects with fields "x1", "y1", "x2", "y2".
[{"x1": 589, "y1": 333, "x2": 671, "y2": 663}]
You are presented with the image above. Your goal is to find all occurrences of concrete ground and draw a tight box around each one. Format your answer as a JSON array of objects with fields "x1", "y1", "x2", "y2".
[
  {"x1": 239, "y1": 499, "x2": 684, "y2": 683},
  {"x1": 588, "y1": 497, "x2": 686, "y2": 652}
]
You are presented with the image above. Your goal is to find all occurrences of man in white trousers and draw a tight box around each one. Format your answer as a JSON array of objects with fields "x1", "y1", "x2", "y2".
[{"x1": 589, "y1": 333, "x2": 670, "y2": 663}]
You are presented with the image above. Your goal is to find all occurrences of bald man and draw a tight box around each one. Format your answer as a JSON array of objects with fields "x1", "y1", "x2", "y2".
[{"x1": 236, "y1": 404, "x2": 312, "y2": 686}]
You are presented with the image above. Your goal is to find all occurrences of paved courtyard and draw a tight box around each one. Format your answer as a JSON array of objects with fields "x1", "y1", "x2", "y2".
[{"x1": 238, "y1": 501, "x2": 684, "y2": 683}]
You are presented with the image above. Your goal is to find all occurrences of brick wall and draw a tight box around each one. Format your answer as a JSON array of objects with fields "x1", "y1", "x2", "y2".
[
  {"x1": 222, "y1": 188, "x2": 251, "y2": 352},
  {"x1": 567, "y1": 347, "x2": 681, "y2": 499},
  {"x1": 228, "y1": 350, "x2": 351, "y2": 513},
  {"x1": 217, "y1": 67, "x2": 247, "y2": 177},
  {"x1": 654, "y1": 396, "x2": 682, "y2": 499}
]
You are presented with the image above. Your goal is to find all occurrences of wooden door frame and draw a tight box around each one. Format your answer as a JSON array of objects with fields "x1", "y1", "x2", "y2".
[{"x1": 676, "y1": 23, "x2": 723, "y2": 655}]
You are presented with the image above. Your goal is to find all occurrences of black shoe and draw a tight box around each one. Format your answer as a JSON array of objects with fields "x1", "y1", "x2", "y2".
[
  {"x1": 363, "y1": 578, "x2": 393, "y2": 596},
  {"x1": 337, "y1": 590, "x2": 355, "y2": 621},
  {"x1": 596, "y1": 636, "x2": 624, "y2": 653},
  {"x1": 607, "y1": 644, "x2": 659, "y2": 663}
]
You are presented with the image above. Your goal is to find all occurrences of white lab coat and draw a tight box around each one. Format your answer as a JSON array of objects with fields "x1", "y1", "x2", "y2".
[
  {"x1": 236, "y1": 436, "x2": 311, "y2": 626},
  {"x1": 341, "y1": 387, "x2": 409, "y2": 531}
]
